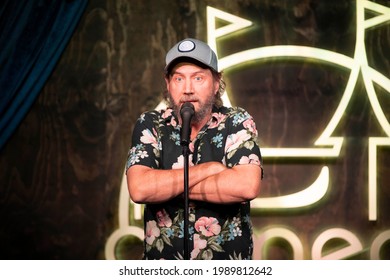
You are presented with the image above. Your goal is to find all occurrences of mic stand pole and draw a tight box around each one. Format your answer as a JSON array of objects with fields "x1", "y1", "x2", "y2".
[
  {"x1": 180, "y1": 101, "x2": 194, "y2": 260},
  {"x1": 182, "y1": 144, "x2": 190, "y2": 260}
]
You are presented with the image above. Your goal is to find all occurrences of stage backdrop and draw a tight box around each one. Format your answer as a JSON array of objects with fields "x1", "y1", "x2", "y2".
[{"x1": 0, "y1": 0, "x2": 389, "y2": 260}]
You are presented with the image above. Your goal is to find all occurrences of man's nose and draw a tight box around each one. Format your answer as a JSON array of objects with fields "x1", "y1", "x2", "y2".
[{"x1": 184, "y1": 79, "x2": 193, "y2": 94}]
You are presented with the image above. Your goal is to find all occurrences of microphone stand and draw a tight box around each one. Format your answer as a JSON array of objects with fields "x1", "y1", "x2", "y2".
[
  {"x1": 182, "y1": 143, "x2": 190, "y2": 260},
  {"x1": 180, "y1": 102, "x2": 195, "y2": 260},
  {"x1": 180, "y1": 102, "x2": 194, "y2": 260}
]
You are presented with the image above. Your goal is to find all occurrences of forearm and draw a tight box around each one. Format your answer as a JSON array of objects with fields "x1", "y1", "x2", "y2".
[
  {"x1": 127, "y1": 162, "x2": 226, "y2": 204},
  {"x1": 189, "y1": 164, "x2": 262, "y2": 204},
  {"x1": 127, "y1": 166, "x2": 181, "y2": 203}
]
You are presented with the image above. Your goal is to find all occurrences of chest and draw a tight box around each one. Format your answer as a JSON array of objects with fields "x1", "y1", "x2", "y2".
[{"x1": 158, "y1": 125, "x2": 227, "y2": 168}]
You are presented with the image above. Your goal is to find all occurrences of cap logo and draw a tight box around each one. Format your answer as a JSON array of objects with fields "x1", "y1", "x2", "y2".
[{"x1": 178, "y1": 40, "x2": 195, "y2": 52}]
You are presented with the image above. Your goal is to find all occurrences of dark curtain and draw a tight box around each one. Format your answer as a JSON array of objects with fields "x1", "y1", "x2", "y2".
[{"x1": 0, "y1": 0, "x2": 88, "y2": 150}]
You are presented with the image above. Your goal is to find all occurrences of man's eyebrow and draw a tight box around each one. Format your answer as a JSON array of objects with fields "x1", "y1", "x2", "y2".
[{"x1": 171, "y1": 70, "x2": 207, "y2": 75}]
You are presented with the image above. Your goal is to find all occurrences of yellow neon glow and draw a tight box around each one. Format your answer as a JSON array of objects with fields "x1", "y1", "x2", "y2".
[
  {"x1": 253, "y1": 227, "x2": 304, "y2": 260},
  {"x1": 251, "y1": 167, "x2": 329, "y2": 209},
  {"x1": 370, "y1": 230, "x2": 390, "y2": 259},
  {"x1": 104, "y1": 171, "x2": 143, "y2": 259},
  {"x1": 312, "y1": 228, "x2": 363, "y2": 260}
]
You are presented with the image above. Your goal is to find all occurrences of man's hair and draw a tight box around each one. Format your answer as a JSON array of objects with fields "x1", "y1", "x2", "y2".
[{"x1": 163, "y1": 64, "x2": 226, "y2": 108}]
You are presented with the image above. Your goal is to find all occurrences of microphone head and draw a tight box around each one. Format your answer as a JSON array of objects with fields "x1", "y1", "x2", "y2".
[
  {"x1": 180, "y1": 102, "x2": 195, "y2": 146},
  {"x1": 180, "y1": 102, "x2": 195, "y2": 116}
]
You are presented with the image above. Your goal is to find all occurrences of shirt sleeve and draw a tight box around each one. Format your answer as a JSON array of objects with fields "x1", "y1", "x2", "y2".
[
  {"x1": 224, "y1": 108, "x2": 263, "y2": 174},
  {"x1": 125, "y1": 112, "x2": 161, "y2": 173}
]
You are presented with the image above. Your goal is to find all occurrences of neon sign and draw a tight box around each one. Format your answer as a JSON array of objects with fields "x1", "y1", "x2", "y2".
[{"x1": 207, "y1": 2, "x2": 390, "y2": 220}]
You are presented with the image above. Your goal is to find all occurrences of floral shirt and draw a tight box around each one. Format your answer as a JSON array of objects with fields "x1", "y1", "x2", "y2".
[{"x1": 126, "y1": 106, "x2": 263, "y2": 260}]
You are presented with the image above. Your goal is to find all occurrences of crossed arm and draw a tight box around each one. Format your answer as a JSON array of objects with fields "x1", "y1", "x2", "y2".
[{"x1": 127, "y1": 162, "x2": 262, "y2": 204}]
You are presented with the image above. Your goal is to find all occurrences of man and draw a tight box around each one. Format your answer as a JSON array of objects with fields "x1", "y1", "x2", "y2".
[{"x1": 126, "y1": 38, "x2": 263, "y2": 260}]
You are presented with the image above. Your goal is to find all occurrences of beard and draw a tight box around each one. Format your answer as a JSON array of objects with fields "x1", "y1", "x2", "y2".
[{"x1": 167, "y1": 92, "x2": 216, "y2": 125}]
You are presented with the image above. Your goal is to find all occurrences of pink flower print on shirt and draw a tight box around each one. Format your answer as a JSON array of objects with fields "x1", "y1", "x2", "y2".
[
  {"x1": 140, "y1": 128, "x2": 159, "y2": 149},
  {"x1": 162, "y1": 109, "x2": 178, "y2": 126},
  {"x1": 195, "y1": 217, "x2": 221, "y2": 237},
  {"x1": 239, "y1": 154, "x2": 261, "y2": 166},
  {"x1": 225, "y1": 130, "x2": 251, "y2": 154},
  {"x1": 208, "y1": 112, "x2": 227, "y2": 129},
  {"x1": 243, "y1": 118, "x2": 258, "y2": 136},
  {"x1": 162, "y1": 108, "x2": 173, "y2": 119},
  {"x1": 172, "y1": 154, "x2": 194, "y2": 169},
  {"x1": 145, "y1": 220, "x2": 160, "y2": 245},
  {"x1": 156, "y1": 209, "x2": 172, "y2": 227},
  {"x1": 191, "y1": 234, "x2": 207, "y2": 259}
]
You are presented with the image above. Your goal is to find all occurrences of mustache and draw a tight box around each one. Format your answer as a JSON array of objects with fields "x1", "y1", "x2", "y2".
[{"x1": 179, "y1": 97, "x2": 199, "y2": 103}]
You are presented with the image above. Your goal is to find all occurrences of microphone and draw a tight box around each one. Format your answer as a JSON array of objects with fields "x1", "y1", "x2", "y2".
[{"x1": 180, "y1": 102, "x2": 195, "y2": 146}]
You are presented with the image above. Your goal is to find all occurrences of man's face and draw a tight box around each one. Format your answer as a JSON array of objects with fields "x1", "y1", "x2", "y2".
[{"x1": 165, "y1": 62, "x2": 219, "y2": 124}]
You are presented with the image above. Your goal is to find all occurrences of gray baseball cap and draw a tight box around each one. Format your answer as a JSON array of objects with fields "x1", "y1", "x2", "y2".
[{"x1": 165, "y1": 38, "x2": 218, "y2": 73}]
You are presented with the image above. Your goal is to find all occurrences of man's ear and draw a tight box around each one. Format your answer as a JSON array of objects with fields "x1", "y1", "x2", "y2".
[{"x1": 214, "y1": 80, "x2": 220, "y2": 95}]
